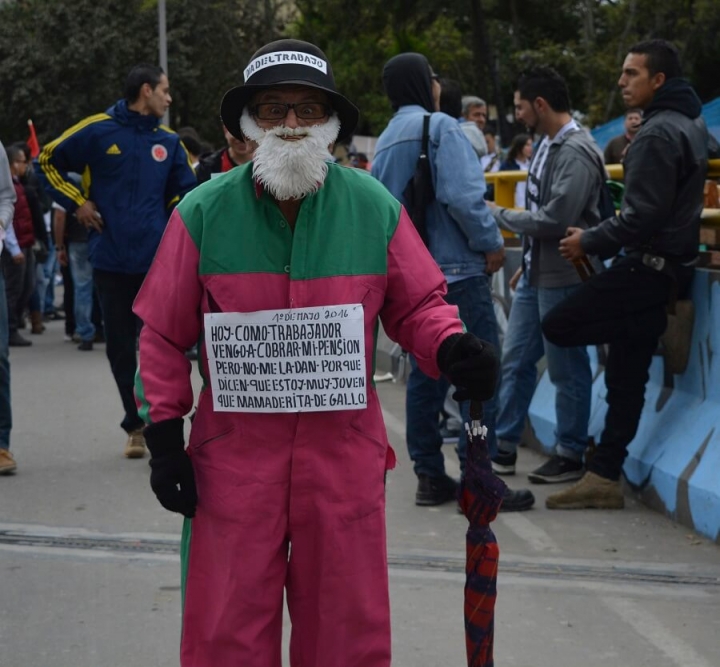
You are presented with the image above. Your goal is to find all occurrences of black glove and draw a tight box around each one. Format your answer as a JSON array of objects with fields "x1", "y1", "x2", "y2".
[
  {"x1": 437, "y1": 333, "x2": 499, "y2": 402},
  {"x1": 145, "y1": 418, "x2": 197, "y2": 518}
]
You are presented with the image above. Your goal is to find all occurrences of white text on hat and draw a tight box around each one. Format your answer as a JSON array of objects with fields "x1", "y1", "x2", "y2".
[{"x1": 244, "y1": 51, "x2": 328, "y2": 82}]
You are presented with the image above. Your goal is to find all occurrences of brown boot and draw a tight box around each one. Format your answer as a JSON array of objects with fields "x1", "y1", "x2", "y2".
[
  {"x1": 545, "y1": 471, "x2": 624, "y2": 510},
  {"x1": 124, "y1": 428, "x2": 147, "y2": 459},
  {"x1": 30, "y1": 311, "x2": 46, "y2": 334},
  {"x1": 0, "y1": 448, "x2": 17, "y2": 475}
]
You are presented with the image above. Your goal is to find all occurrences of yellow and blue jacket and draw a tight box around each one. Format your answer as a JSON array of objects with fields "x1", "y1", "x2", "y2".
[{"x1": 39, "y1": 99, "x2": 197, "y2": 274}]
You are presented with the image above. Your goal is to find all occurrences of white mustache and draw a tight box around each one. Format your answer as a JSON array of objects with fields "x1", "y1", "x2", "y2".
[{"x1": 271, "y1": 126, "x2": 310, "y2": 138}]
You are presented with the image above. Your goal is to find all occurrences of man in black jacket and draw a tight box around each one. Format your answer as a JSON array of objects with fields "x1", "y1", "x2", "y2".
[{"x1": 541, "y1": 39, "x2": 709, "y2": 509}]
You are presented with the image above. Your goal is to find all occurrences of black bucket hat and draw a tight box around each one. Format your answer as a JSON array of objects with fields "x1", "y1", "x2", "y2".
[{"x1": 220, "y1": 39, "x2": 359, "y2": 142}]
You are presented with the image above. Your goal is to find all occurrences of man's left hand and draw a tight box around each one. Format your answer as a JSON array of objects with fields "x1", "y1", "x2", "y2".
[
  {"x1": 437, "y1": 333, "x2": 499, "y2": 402},
  {"x1": 559, "y1": 227, "x2": 586, "y2": 261}
]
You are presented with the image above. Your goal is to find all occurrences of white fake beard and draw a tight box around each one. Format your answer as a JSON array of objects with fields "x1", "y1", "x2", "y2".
[{"x1": 240, "y1": 109, "x2": 341, "y2": 200}]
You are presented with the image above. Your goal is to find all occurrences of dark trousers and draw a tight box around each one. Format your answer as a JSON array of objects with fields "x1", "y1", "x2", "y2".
[
  {"x1": 93, "y1": 269, "x2": 146, "y2": 433},
  {"x1": 542, "y1": 257, "x2": 693, "y2": 480},
  {"x1": 2, "y1": 247, "x2": 36, "y2": 334}
]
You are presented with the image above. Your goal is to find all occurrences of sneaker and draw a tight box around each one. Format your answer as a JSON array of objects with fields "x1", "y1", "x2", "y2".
[
  {"x1": 77, "y1": 340, "x2": 93, "y2": 351},
  {"x1": 499, "y1": 486, "x2": 535, "y2": 512},
  {"x1": 528, "y1": 455, "x2": 584, "y2": 484},
  {"x1": 124, "y1": 428, "x2": 146, "y2": 459},
  {"x1": 0, "y1": 448, "x2": 17, "y2": 475},
  {"x1": 8, "y1": 331, "x2": 32, "y2": 347},
  {"x1": 415, "y1": 473, "x2": 458, "y2": 506},
  {"x1": 545, "y1": 471, "x2": 624, "y2": 510},
  {"x1": 491, "y1": 449, "x2": 516, "y2": 475}
]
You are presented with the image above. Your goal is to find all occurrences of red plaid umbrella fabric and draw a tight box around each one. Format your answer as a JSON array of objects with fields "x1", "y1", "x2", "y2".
[{"x1": 458, "y1": 401, "x2": 506, "y2": 667}]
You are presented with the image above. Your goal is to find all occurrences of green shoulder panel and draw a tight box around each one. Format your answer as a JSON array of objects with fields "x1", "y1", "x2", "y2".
[{"x1": 175, "y1": 162, "x2": 402, "y2": 278}]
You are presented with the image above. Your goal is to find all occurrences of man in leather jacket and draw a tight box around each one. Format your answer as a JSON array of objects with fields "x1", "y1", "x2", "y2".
[{"x1": 541, "y1": 39, "x2": 709, "y2": 509}]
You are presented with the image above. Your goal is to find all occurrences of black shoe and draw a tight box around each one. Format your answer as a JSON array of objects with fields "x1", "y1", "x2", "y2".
[
  {"x1": 77, "y1": 340, "x2": 93, "y2": 351},
  {"x1": 491, "y1": 449, "x2": 517, "y2": 476},
  {"x1": 415, "y1": 474, "x2": 458, "y2": 506},
  {"x1": 499, "y1": 487, "x2": 535, "y2": 512},
  {"x1": 528, "y1": 455, "x2": 584, "y2": 484},
  {"x1": 8, "y1": 331, "x2": 32, "y2": 347}
]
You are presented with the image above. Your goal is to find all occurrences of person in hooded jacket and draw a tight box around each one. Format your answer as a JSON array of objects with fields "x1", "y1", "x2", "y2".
[
  {"x1": 372, "y1": 53, "x2": 535, "y2": 512},
  {"x1": 542, "y1": 39, "x2": 709, "y2": 509},
  {"x1": 39, "y1": 64, "x2": 196, "y2": 459}
]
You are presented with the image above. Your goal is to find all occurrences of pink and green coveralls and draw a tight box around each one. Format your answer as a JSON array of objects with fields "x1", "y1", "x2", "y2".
[{"x1": 134, "y1": 162, "x2": 464, "y2": 667}]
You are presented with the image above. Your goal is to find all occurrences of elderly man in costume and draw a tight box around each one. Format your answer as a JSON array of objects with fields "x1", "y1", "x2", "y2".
[{"x1": 134, "y1": 39, "x2": 499, "y2": 667}]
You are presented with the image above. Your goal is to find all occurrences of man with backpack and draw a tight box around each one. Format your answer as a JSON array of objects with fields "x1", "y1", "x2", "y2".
[
  {"x1": 372, "y1": 53, "x2": 534, "y2": 512},
  {"x1": 490, "y1": 66, "x2": 606, "y2": 485}
]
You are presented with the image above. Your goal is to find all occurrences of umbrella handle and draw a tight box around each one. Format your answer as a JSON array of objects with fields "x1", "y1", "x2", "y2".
[{"x1": 469, "y1": 400, "x2": 483, "y2": 421}]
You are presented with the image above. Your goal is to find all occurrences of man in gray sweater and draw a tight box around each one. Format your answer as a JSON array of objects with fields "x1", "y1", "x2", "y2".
[
  {"x1": 0, "y1": 140, "x2": 17, "y2": 474},
  {"x1": 490, "y1": 67, "x2": 605, "y2": 484}
]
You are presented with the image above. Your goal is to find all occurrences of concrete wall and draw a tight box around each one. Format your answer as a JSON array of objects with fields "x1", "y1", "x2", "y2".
[{"x1": 528, "y1": 268, "x2": 720, "y2": 542}]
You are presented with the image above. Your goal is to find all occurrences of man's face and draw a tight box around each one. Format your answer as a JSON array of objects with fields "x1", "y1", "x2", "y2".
[
  {"x1": 223, "y1": 126, "x2": 254, "y2": 163},
  {"x1": 514, "y1": 90, "x2": 539, "y2": 134},
  {"x1": 146, "y1": 75, "x2": 172, "y2": 118},
  {"x1": 624, "y1": 111, "x2": 643, "y2": 135},
  {"x1": 618, "y1": 54, "x2": 664, "y2": 110},
  {"x1": 466, "y1": 104, "x2": 487, "y2": 130},
  {"x1": 250, "y1": 85, "x2": 331, "y2": 135}
]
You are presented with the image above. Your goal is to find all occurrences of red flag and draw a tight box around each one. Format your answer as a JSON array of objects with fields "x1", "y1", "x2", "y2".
[{"x1": 27, "y1": 119, "x2": 40, "y2": 158}]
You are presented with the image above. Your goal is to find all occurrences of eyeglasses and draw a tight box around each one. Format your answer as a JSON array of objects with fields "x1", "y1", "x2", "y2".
[{"x1": 250, "y1": 102, "x2": 330, "y2": 121}]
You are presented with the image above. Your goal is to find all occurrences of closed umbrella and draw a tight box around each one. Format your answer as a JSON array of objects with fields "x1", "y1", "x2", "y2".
[{"x1": 458, "y1": 401, "x2": 506, "y2": 667}]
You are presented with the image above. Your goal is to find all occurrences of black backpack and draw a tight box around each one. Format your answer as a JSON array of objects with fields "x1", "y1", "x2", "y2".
[{"x1": 402, "y1": 115, "x2": 436, "y2": 246}]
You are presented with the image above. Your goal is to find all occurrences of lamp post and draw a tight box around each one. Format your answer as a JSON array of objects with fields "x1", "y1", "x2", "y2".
[{"x1": 158, "y1": 0, "x2": 169, "y2": 126}]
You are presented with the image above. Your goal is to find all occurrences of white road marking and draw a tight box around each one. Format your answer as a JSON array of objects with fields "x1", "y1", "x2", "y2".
[
  {"x1": 497, "y1": 513, "x2": 561, "y2": 554},
  {"x1": 602, "y1": 596, "x2": 714, "y2": 667}
]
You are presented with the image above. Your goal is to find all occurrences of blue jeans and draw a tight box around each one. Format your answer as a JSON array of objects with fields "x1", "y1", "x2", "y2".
[
  {"x1": 495, "y1": 273, "x2": 591, "y2": 461},
  {"x1": 0, "y1": 269, "x2": 11, "y2": 450},
  {"x1": 406, "y1": 274, "x2": 500, "y2": 478},
  {"x1": 43, "y1": 241, "x2": 57, "y2": 314},
  {"x1": 68, "y1": 243, "x2": 95, "y2": 342}
]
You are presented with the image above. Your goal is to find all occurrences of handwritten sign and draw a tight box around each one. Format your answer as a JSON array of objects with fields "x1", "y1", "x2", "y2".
[{"x1": 204, "y1": 304, "x2": 366, "y2": 413}]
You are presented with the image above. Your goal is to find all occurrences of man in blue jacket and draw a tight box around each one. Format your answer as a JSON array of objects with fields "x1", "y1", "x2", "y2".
[
  {"x1": 372, "y1": 53, "x2": 534, "y2": 511},
  {"x1": 40, "y1": 64, "x2": 196, "y2": 459}
]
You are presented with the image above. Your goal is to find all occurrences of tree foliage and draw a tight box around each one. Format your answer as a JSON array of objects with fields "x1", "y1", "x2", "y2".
[
  {"x1": 1, "y1": 0, "x2": 719, "y2": 146},
  {"x1": 0, "y1": 0, "x2": 292, "y2": 147},
  {"x1": 290, "y1": 0, "x2": 720, "y2": 138}
]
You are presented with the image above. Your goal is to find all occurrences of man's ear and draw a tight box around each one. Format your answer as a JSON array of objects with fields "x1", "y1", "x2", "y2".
[{"x1": 651, "y1": 72, "x2": 666, "y2": 92}]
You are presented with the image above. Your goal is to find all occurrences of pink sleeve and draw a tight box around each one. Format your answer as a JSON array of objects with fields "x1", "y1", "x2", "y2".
[
  {"x1": 133, "y1": 209, "x2": 202, "y2": 424},
  {"x1": 380, "y1": 207, "x2": 465, "y2": 378}
]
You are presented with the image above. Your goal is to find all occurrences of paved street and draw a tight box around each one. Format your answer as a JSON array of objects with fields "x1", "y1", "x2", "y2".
[{"x1": 1, "y1": 320, "x2": 719, "y2": 667}]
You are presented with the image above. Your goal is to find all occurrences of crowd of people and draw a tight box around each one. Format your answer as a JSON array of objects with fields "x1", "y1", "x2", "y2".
[{"x1": 0, "y1": 34, "x2": 714, "y2": 666}]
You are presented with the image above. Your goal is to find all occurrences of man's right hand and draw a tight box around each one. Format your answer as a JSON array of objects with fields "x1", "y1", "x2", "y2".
[
  {"x1": 76, "y1": 201, "x2": 104, "y2": 232},
  {"x1": 56, "y1": 248, "x2": 68, "y2": 267},
  {"x1": 12, "y1": 253, "x2": 25, "y2": 265},
  {"x1": 144, "y1": 418, "x2": 197, "y2": 518},
  {"x1": 485, "y1": 246, "x2": 505, "y2": 274}
]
